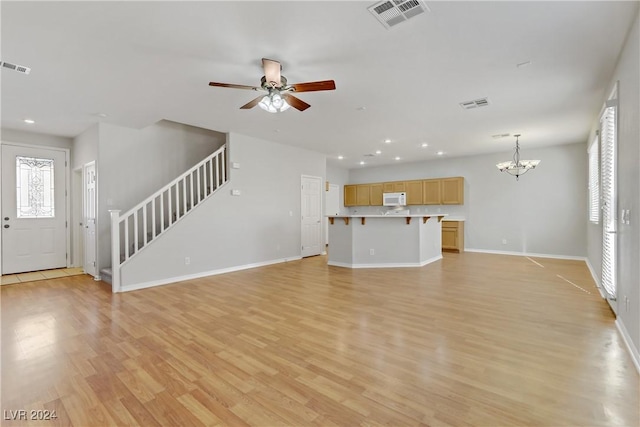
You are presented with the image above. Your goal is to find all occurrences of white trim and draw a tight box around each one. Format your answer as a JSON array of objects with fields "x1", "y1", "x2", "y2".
[
  {"x1": 465, "y1": 248, "x2": 587, "y2": 261},
  {"x1": 585, "y1": 257, "x2": 607, "y2": 298},
  {"x1": 328, "y1": 254, "x2": 442, "y2": 269},
  {"x1": 119, "y1": 256, "x2": 303, "y2": 293},
  {"x1": 615, "y1": 318, "x2": 640, "y2": 375}
]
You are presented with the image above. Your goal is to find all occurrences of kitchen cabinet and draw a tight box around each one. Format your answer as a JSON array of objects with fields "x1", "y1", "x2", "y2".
[
  {"x1": 442, "y1": 221, "x2": 464, "y2": 252},
  {"x1": 356, "y1": 184, "x2": 370, "y2": 206},
  {"x1": 370, "y1": 183, "x2": 384, "y2": 206},
  {"x1": 383, "y1": 181, "x2": 406, "y2": 192},
  {"x1": 405, "y1": 180, "x2": 424, "y2": 205},
  {"x1": 346, "y1": 176, "x2": 464, "y2": 206},
  {"x1": 344, "y1": 185, "x2": 357, "y2": 206},
  {"x1": 422, "y1": 179, "x2": 442, "y2": 205},
  {"x1": 441, "y1": 177, "x2": 464, "y2": 205}
]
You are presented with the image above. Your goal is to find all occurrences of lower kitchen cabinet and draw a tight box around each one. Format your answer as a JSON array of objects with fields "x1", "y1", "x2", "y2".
[{"x1": 442, "y1": 221, "x2": 464, "y2": 252}]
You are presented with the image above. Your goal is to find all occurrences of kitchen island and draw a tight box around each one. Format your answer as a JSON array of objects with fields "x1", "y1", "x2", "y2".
[{"x1": 327, "y1": 214, "x2": 446, "y2": 268}]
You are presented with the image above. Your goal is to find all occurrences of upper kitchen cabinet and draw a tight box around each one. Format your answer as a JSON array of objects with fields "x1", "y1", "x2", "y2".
[
  {"x1": 383, "y1": 181, "x2": 406, "y2": 192},
  {"x1": 405, "y1": 180, "x2": 424, "y2": 205},
  {"x1": 344, "y1": 185, "x2": 357, "y2": 206},
  {"x1": 370, "y1": 183, "x2": 384, "y2": 206},
  {"x1": 441, "y1": 177, "x2": 464, "y2": 204},
  {"x1": 422, "y1": 179, "x2": 442, "y2": 205},
  {"x1": 356, "y1": 184, "x2": 371, "y2": 206}
]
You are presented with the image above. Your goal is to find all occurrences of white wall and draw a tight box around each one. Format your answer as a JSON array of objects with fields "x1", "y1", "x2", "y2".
[
  {"x1": 587, "y1": 9, "x2": 639, "y2": 367},
  {"x1": 96, "y1": 120, "x2": 226, "y2": 272},
  {"x1": 120, "y1": 132, "x2": 326, "y2": 288},
  {"x1": 326, "y1": 163, "x2": 350, "y2": 216},
  {"x1": 347, "y1": 142, "x2": 588, "y2": 258},
  {"x1": 72, "y1": 124, "x2": 98, "y2": 170},
  {"x1": 1, "y1": 128, "x2": 73, "y2": 150}
]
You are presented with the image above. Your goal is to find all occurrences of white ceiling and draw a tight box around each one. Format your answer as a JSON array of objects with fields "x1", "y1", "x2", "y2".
[{"x1": 2, "y1": 1, "x2": 638, "y2": 168}]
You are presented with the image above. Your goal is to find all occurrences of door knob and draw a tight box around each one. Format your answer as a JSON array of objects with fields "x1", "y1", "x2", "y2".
[
  {"x1": 3, "y1": 225, "x2": 9, "y2": 228},
  {"x1": 3, "y1": 217, "x2": 8, "y2": 221}
]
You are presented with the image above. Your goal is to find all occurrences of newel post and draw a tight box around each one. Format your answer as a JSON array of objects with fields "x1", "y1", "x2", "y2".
[{"x1": 109, "y1": 210, "x2": 121, "y2": 293}]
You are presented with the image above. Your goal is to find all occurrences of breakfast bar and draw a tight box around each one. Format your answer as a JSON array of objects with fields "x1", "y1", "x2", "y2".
[{"x1": 327, "y1": 214, "x2": 445, "y2": 268}]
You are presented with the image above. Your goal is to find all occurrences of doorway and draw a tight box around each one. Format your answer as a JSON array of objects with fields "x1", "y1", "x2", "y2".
[{"x1": 1, "y1": 143, "x2": 69, "y2": 275}]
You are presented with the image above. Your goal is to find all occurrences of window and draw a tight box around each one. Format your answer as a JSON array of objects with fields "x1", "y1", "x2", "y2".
[
  {"x1": 16, "y1": 156, "x2": 55, "y2": 218},
  {"x1": 600, "y1": 86, "x2": 617, "y2": 299},
  {"x1": 588, "y1": 135, "x2": 599, "y2": 223}
]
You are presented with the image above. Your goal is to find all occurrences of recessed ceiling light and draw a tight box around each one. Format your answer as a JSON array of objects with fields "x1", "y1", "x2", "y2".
[
  {"x1": 359, "y1": 161, "x2": 365, "y2": 165},
  {"x1": 94, "y1": 112, "x2": 109, "y2": 118},
  {"x1": 394, "y1": 156, "x2": 401, "y2": 161},
  {"x1": 338, "y1": 155, "x2": 344, "y2": 160},
  {"x1": 436, "y1": 151, "x2": 444, "y2": 156},
  {"x1": 23, "y1": 119, "x2": 35, "y2": 124},
  {"x1": 384, "y1": 139, "x2": 392, "y2": 144},
  {"x1": 375, "y1": 150, "x2": 382, "y2": 155},
  {"x1": 357, "y1": 106, "x2": 367, "y2": 111},
  {"x1": 421, "y1": 143, "x2": 428, "y2": 148}
]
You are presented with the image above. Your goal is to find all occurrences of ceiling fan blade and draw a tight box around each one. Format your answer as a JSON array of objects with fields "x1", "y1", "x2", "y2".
[
  {"x1": 209, "y1": 82, "x2": 261, "y2": 91},
  {"x1": 289, "y1": 80, "x2": 336, "y2": 93},
  {"x1": 262, "y1": 58, "x2": 282, "y2": 88},
  {"x1": 282, "y1": 94, "x2": 311, "y2": 111},
  {"x1": 239, "y1": 95, "x2": 264, "y2": 110}
]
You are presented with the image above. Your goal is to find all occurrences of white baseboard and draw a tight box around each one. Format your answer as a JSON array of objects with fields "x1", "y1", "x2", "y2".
[
  {"x1": 585, "y1": 258, "x2": 606, "y2": 298},
  {"x1": 328, "y1": 254, "x2": 442, "y2": 269},
  {"x1": 120, "y1": 256, "x2": 303, "y2": 293},
  {"x1": 615, "y1": 318, "x2": 640, "y2": 375},
  {"x1": 465, "y1": 248, "x2": 587, "y2": 261}
]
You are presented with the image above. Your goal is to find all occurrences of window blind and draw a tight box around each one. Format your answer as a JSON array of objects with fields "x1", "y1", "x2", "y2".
[
  {"x1": 588, "y1": 136, "x2": 599, "y2": 223},
  {"x1": 600, "y1": 104, "x2": 616, "y2": 298}
]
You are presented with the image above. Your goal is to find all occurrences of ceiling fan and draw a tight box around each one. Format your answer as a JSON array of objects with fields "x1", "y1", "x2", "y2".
[{"x1": 208, "y1": 58, "x2": 336, "y2": 113}]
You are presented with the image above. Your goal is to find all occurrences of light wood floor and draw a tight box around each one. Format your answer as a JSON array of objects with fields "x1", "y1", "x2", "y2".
[{"x1": 1, "y1": 253, "x2": 638, "y2": 426}]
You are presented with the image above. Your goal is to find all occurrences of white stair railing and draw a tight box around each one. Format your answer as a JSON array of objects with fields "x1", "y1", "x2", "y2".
[{"x1": 109, "y1": 144, "x2": 227, "y2": 292}]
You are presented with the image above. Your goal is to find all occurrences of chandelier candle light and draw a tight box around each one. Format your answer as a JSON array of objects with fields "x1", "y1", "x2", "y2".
[{"x1": 496, "y1": 134, "x2": 540, "y2": 180}]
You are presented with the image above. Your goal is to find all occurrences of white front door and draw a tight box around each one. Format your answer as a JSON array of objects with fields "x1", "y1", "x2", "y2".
[
  {"x1": 83, "y1": 162, "x2": 97, "y2": 277},
  {"x1": 1, "y1": 144, "x2": 68, "y2": 274},
  {"x1": 301, "y1": 175, "x2": 323, "y2": 257}
]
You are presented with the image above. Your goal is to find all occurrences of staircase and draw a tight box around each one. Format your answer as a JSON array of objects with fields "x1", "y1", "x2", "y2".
[{"x1": 108, "y1": 144, "x2": 227, "y2": 292}]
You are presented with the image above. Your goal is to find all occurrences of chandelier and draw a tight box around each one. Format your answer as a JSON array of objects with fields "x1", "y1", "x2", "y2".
[
  {"x1": 258, "y1": 88, "x2": 291, "y2": 113},
  {"x1": 496, "y1": 134, "x2": 540, "y2": 180}
]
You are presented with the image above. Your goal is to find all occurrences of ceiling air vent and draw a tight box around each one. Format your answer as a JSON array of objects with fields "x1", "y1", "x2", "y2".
[
  {"x1": 1, "y1": 61, "x2": 31, "y2": 75},
  {"x1": 459, "y1": 97, "x2": 490, "y2": 110},
  {"x1": 368, "y1": 0, "x2": 430, "y2": 30}
]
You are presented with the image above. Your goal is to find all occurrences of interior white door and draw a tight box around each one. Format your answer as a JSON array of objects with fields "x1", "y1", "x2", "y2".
[
  {"x1": 301, "y1": 175, "x2": 323, "y2": 257},
  {"x1": 83, "y1": 162, "x2": 97, "y2": 277},
  {"x1": 1, "y1": 144, "x2": 67, "y2": 274}
]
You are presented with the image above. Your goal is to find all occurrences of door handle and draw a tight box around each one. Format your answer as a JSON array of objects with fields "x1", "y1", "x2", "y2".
[
  {"x1": 3, "y1": 224, "x2": 9, "y2": 229},
  {"x1": 3, "y1": 217, "x2": 8, "y2": 221},
  {"x1": 606, "y1": 230, "x2": 617, "y2": 234}
]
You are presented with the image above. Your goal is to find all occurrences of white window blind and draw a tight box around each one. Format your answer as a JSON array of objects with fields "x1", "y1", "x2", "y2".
[
  {"x1": 600, "y1": 101, "x2": 616, "y2": 298},
  {"x1": 588, "y1": 137, "x2": 599, "y2": 223}
]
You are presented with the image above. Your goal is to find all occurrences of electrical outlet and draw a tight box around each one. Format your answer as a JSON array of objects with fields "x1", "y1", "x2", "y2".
[
  {"x1": 370, "y1": 249, "x2": 375, "y2": 255},
  {"x1": 502, "y1": 239, "x2": 507, "y2": 245},
  {"x1": 625, "y1": 296, "x2": 630, "y2": 312},
  {"x1": 185, "y1": 257, "x2": 190, "y2": 265}
]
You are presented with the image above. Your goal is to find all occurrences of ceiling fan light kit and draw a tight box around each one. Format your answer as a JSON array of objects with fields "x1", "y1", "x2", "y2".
[
  {"x1": 496, "y1": 134, "x2": 540, "y2": 180},
  {"x1": 209, "y1": 58, "x2": 335, "y2": 113},
  {"x1": 259, "y1": 90, "x2": 291, "y2": 113}
]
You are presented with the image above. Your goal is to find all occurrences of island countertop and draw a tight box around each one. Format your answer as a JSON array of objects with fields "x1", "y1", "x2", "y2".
[{"x1": 326, "y1": 213, "x2": 447, "y2": 225}]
